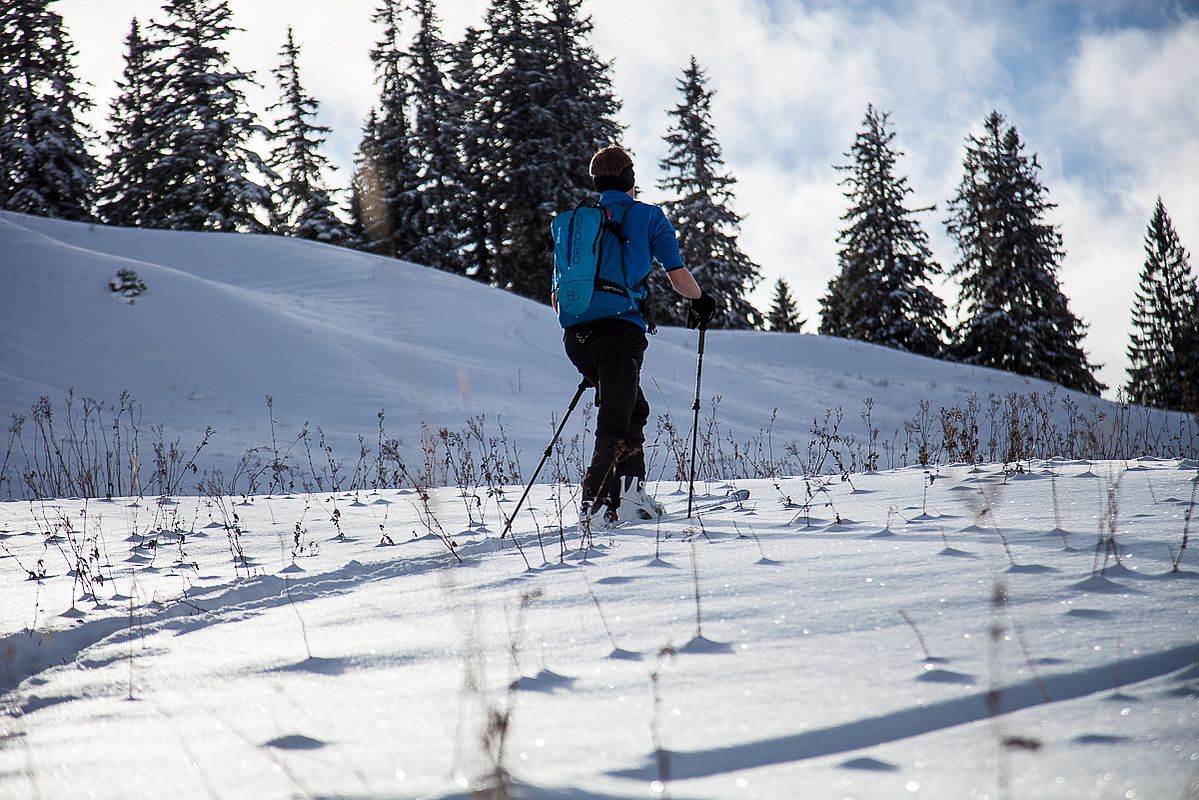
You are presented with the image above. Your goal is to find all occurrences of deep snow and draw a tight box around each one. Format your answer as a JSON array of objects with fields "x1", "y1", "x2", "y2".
[
  {"x1": 1, "y1": 212, "x2": 1197, "y2": 799},
  {"x1": 4, "y1": 209, "x2": 1192, "y2": 499},
  {"x1": 1, "y1": 461, "x2": 1197, "y2": 798}
]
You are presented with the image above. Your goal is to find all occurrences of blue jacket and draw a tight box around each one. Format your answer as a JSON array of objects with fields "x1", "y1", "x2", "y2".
[{"x1": 570, "y1": 191, "x2": 685, "y2": 331}]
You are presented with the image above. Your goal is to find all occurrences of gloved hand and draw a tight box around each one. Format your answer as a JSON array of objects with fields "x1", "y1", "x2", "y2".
[{"x1": 686, "y1": 291, "x2": 717, "y2": 330}]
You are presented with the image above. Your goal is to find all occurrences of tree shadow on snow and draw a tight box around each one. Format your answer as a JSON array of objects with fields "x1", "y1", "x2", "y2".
[{"x1": 608, "y1": 642, "x2": 1199, "y2": 781}]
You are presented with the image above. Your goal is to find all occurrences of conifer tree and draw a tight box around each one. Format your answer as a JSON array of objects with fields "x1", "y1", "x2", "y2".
[
  {"x1": 475, "y1": 0, "x2": 561, "y2": 298},
  {"x1": 267, "y1": 28, "x2": 353, "y2": 246},
  {"x1": 539, "y1": 0, "x2": 623, "y2": 210},
  {"x1": 767, "y1": 278, "x2": 804, "y2": 332},
  {"x1": 445, "y1": 25, "x2": 494, "y2": 281},
  {"x1": 399, "y1": 0, "x2": 463, "y2": 271},
  {"x1": 350, "y1": 110, "x2": 384, "y2": 246},
  {"x1": 1126, "y1": 198, "x2": 1199, "y2": 412},
  {"x1": 820, "y1": 105, "x2": 946, "y2": 355},
  {"x1": 438, "y1": 1, "x2": 619, "y2": 294},
  {"x1": 97, "y1": 18, "x2": 158, "y2": 227},
  {"x1": 353, "y1": 0, "x2": 423, "y2": 258},
  {"x1": 141, "y1": 0, "x2": 272, "y2": 232},
  {"x1": 654, "y1": 57, "x2": 762, "y2": 329},
  {"x1": 946, "y1": 111, "x2": 1103, "y2": 394},
  {"x1": 444, "y1": 26, "x2": 491, "y2": 281},
  {"x1": 0, "y1": 0, "x2": 96, "y2": 220}
]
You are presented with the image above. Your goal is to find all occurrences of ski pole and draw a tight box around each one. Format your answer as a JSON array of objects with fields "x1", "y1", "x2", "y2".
[
  {"x1": 502, "y1": 378, "x2": 590, "y2": 538},
  {"x1": 687, "y1": 327, "x2": 707, "y2": 518}
]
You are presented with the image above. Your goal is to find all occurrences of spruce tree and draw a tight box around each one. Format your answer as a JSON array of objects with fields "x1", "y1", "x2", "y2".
[
  {"x1": 539, "y1": 0, "x2": 623, "y2": 210},
  {"x1": 353, "y1": 0, "x2": 423, "y2": 258},
  {"x1": 399, "y1": 0, "x2": 463, "y2": 271},
  {"x1": 767, "y1": 278, "x2": 804, "y2": 332},
  {"x1": 438, "y1": 1, "x2": 620, "y2": 295},
  {"x1": 140, "y1": 0, "x2": 272, "y2": 232},
  {"x1": 946, "y1": 111, "x2": 1103, "y2": 394},
  {"x1": 820, "y1": 105, "x2": 946, "y2": 356},
  {"x1": 1126, "y1": 198, "x2": 1199, "y2": 412},
  {"x1": 0, "y1": 0, "x2": 96, "y2": 220},
  {"x1": 350, "y1": 110, "x2": 385, "y2": 247},
  {"x1": 654, "y1": 57, "x2": 762, "y2": 330},
  {"x1": 267, "y1": 28, "x2": 353, "y2": 246},
  {"x1": 97, "y1": 18, "x2": 159, "y2": 227},
  {"x1": 475, "y1": 0, "x2": 561, "y2": 298},
  {"x1": 445, "y1": 25, "x2": 493, "y2": 282}
]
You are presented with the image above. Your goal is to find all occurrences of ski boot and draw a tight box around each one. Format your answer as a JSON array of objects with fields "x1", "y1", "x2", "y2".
[{"x1": 617, "y1": 477, "x2": 666, "y2": 522}]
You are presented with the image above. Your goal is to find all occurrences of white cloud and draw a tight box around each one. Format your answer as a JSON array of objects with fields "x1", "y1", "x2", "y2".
[{"x1": 1044, "y1": 17, "x2": 1199, "y2": 392}]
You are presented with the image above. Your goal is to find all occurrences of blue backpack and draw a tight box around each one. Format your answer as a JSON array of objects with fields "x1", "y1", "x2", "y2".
[{"x1": 551, "y1": 201, "x2": 654, "y2": 330}]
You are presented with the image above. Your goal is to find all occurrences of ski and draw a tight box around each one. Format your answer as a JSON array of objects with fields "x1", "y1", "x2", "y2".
[
  {"x1": 586, "y1": 488, "x2": 750, "y2": 532},
  {"x1": 664, "y1": 488, "x2": 750, "y2": 522}
]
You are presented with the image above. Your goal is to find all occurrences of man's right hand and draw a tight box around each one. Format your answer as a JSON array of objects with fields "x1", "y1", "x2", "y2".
[{"x1": 686, "y1": 292, "x2": 717, "y2": 330}]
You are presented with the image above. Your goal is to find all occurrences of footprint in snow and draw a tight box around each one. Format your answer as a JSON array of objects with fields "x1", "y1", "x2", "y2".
[
  {"x1": 840, "y1": 756, "x2": 899, "y2": 772},
  {"x1": 1006, "y1": 563, "x2": 1058, "y2": 574},
  {"x1": 1074, "y1": 734, "x2": 1129, "y2": 745},
  {"x1": 916, "y1": 667, "x2": 976, "y2": 685},
  {"x1": 679, "y1": 635, "x2": 735, "y2": 655},
  {"x1": 264, "y1": 734, "x2": 326, "y2": 750},
  {"x1": 1065, "y1": 608, "x2": 1115, "y2": 620},
  {"x1": 511, "y1": 669, "x2": 575, "y2": 692}
]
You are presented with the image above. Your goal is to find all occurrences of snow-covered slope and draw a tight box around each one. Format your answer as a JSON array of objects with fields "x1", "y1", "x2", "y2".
[
  {"x1": 0, "y1": 210, "x2": 1191, "y2": 493},
  {"x1": 2, "y1": 213, "x2": 1197, "y2": 799}
]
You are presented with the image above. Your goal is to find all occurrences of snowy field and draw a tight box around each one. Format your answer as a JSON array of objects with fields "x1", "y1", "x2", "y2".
[
  {"x1": 2, "y1": 212, "x2": 1197, "y2": 799},
  {"x1": 4, "y1": 209, "x2": 1195, "y2": 498},
  {"x1": 2, "y1": 460, "x2": 1197, "y2": 799}
]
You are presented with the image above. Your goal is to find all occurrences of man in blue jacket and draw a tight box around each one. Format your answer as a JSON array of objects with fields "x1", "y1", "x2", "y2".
[{"x1": 552, "y1": 145, "x2": 717, "y2": 527}]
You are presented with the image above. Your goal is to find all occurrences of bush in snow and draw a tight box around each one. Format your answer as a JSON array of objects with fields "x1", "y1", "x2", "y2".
[{"x1": 109, "y1": 268, "x2": 146, "y2": 298}]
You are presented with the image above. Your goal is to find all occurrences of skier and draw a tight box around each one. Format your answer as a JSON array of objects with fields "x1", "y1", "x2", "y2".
[{"x1": 551, "y1": 145, "x2": 717, "y2": 527}]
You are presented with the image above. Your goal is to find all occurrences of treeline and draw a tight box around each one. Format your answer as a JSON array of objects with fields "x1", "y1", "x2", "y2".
[
  {"x1": 817, "y1": 105, "x2": 1198, "y2": 407},
  {"x1": 1, "y1": 0, "x2": 1195, "y2": 408}
]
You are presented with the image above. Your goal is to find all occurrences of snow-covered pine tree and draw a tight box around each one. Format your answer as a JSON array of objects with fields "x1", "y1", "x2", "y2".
[
  {"x1": 473, "y1": 0, "x2": 562, "y2": 299},
  {"x1": 0, "y1": 0, "x2": 96, "y2": 220},
  {"x1": 767, "y1": 278, "x2": 804, "y2": 332},
  {"x1": 539, "y1": 0, "x2": 623, "y2": 212},
  {"x1": 140, "y1": 0, "x2": 272, "y2": 232},
  {"x1": 654, "y1": 57, "x2": 762, "y2": 330},
  {"x1": 442, "y1": 0, "x2": 619, "y2": 295},
  {"x1": 817, "y1": 274, "x2": 849, "y2": 338},
  {"x1": 353, "y1": 0, "x2": 423, "y2": 258},
  {"x1": 399, "y1": 0, "x2": 463, "y2": 272},
  {"x1": 349, "y1": 111, "x2": 383, "y2": 247},
  {"x1": 1126, "y1": 198, "x2": 1199, "y2": 412},
  {"x1": 267, "y1": 28, "x2": 353, "y2": 246},
  {"x1": 97, "y1": 18, "x2": 158, "y2": 227},
  {"x1": 946, "y1": 111, "x2": 1103, "y2": 395},
  {"x1": 445, "y1": 26, "x2": 492, "y2": 282},
  {"x1": 820, "y1": 105, "x2": 946, "y2": 355}
]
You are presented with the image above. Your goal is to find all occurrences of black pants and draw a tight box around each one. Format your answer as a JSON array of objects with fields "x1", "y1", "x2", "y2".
[{"x1": 563, "y1": 318, "x2": 650, "y2": 509}]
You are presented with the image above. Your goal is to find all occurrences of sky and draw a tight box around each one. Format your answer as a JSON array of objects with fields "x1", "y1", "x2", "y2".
[{"x1": 54, "y1": 0, "x2": 1199, "y2": 397}]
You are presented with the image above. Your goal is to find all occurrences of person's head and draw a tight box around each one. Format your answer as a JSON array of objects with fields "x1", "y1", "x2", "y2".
[{"x1": 589, "y1": 146, "x2": 635, "y2": 195}]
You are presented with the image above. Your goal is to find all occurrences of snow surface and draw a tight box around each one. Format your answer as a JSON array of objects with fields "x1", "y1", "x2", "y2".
[
  {"x1": 1, "y1": 462, "x2": 1197, "y2": 798},
  {"x1": 3, "y1": 209, "x2": 1191, "y2": 496},
  {"x1": 1, "y1": 213, "x2": 1197, "y2": 798}
]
